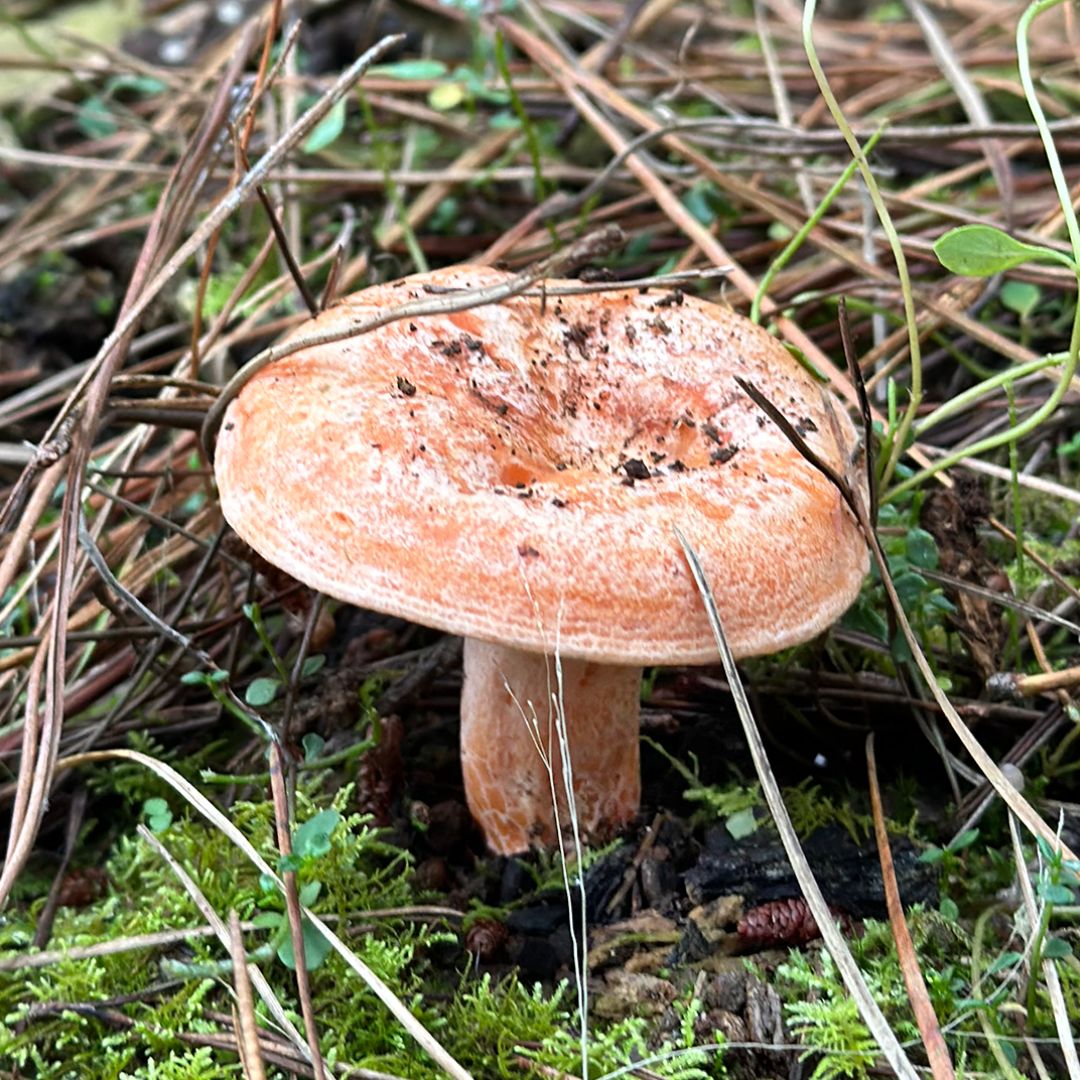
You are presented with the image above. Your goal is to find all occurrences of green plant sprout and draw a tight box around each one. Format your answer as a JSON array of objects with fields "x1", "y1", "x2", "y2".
[
  {"x1": 887, "y1": 0, "x2": 1080, "y2": 500},
  {"x1": 142, "y1": 796, "x2": 174, "y2": 833},
  {"x1": 251, "y1": 808, "x2": 342, "y2": 971},
  {"x1": 802, "y1": 0, "x2": 923, "y2": 491},
  {"x1": 642, "y1": 737, "x2": 762, "y2": 839},
  {"x1": 1024, "y1": 835, "x2": 1079, "y2": 1020},
  {"x1": 358, "y1": 88, "x2": 429, "y2": 272},
  {"x1": 494, "y1": 31, "x2": 556, "y2": 243},
  {"x1": 751, "y1": 127, "x2": 884, "y2": 325}
]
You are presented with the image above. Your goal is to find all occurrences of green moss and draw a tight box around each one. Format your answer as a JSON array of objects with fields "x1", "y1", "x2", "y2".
[
  {"x1": 0, "y1": 775, "x2": 726, "y2": 1079},
  {"x1": 776, "y1": 908, "x2": 1073, "y2": 1077},
  {"x1": 0, "y1": 782, "x2": 428, "y2": 1077}
]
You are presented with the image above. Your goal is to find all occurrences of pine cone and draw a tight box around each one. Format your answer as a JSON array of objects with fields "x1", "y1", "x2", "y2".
[
  {"x1": 465, "y1": 917, "x2": 508, "y2": 960},
  {"x1": 355, "y1": 714, "x2": 404, "y2": 826},
  {"x1": 737, "y1": 897, "x2": 852, "y2": 949},
  {"x1": 57, "y1": 867, "x2": 109, "y2": 908}
]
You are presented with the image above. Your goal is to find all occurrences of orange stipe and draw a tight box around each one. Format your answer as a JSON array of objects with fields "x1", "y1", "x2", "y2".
[{"x1": 460, "y1": 640, "x2": 640, "y2": 854}]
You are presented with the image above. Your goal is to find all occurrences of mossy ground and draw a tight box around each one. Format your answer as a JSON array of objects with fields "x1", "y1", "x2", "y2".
[{"x1": 3, "y1": 0, "x2": 1080, "y2": 1077}]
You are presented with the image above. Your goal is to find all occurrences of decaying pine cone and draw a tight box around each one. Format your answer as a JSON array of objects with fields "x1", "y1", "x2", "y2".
[
  {"x1": 737, "y1": 897, "x2": 855, "y2": 950},
  {"x1": 57, "y1": 867, "x2": 109, "y2": 908},
  {"x1": 465, "y1": 917, "x2": 508, "y2": 960},
  {"x1": 355, "y1": 715, "x2": 404, "y2": 827},
  {"x1": 222, "y1": 534, "x2": 336, "y2": 651}
]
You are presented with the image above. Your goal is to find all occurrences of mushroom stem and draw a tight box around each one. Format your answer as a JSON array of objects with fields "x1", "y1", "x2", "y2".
[{"x1": 460, "y1": 638, "x2": 642, "y2": 855}]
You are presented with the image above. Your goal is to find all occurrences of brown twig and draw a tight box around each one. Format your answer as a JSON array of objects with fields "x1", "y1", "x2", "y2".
[
  {"x1": 866, "y1": 734, "x2": 956, "y2": 1079},
  {"x1": 229, "y1": 910, "x2": 268, "y2": 1080}
]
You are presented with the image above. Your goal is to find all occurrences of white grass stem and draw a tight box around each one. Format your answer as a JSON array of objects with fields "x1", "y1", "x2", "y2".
[{"x1": 675, "y1": 528, "x2": 922, "y2": 1080}]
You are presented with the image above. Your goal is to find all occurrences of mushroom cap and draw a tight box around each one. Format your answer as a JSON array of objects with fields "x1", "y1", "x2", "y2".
[{"x1": 215, "y1": 265, "x2": 868, "y2": 665}]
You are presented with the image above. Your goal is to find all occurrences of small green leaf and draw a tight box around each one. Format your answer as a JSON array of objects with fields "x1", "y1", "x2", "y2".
[
  {"x1": 293, "y1": 809, "x2": 341, "y2": 859},
  {"x1": 303, "y1": 98, "x2": 346, "y2": 154},
  {"x1": 939, "y1": 897, "x2": 959, "y2": 920},
  {"x1": 949, "y1": 828, "x2": 980, "y2": 852},
  {"x1": 919, "y1": 847, "x2": 945, "y2": 864},
  {"x1": 487, "y1": 111, "x2": 520, "y2": 131},
  {"x1": 301, "y1": 732, "x2": 325, "y2": 763},
  {"x1": 371, "y1": 59, "x2": 448, "y2": 81},
  {"x1": 681, "y1": 182, "x2": 718, "y2": 227},
  {"x1": 892, "y1": 569, "x2": 928, "y2": 606},
  {"x1": 1057, "y1": 430, "x2": 1080, "y2": 457},
  {"x1": 278, "y1": 853, "x2": 303, "y2": 875},
  {"x1": 987, "y1": 950, "x2": 1023, "y2": 975},
  {"x1": 251, "y1": 911, "x2": 283, "y2": 930},
  {"x1": 928, "y1": 593, "x2": 956, "y2": 614},
  {"x1": 890, "y1": 628, "x2": 912, "y2": 664},
  {"x1": 842, "y1": 601, "x2": 888, "y2": 642},
  {"x1": 106, "y1": 74, "x2": 167, "y2": 96},
  {"x1": 245, "y1": 677, "x2": 280, "y2": 707},
  {"x1": 871, "y1": 0, "x2": 905, "y2": 20},
  {"x1": 76, "y1": 97, "x2": 118, "y2": 140},
  {"x1": 1036, "y1": 835, "x2": 1060, "y2": 864},
  {"x1": 1041, "y1": 937, "x2": 1072, "y2": 960},
  {"x1": 934, "y1": 225, "x2": 1072, "y2": 276},
  {"x1": 298, "y1": 880, "x2": 322, "y2": 907},
  {"x1": 999, "y1": 280, "x2": 1041, "y2": 319},
  {"x1": 450, "y1": 66, "x2": 509, "y2": 105},
  {"x1": 1037, "y1": 881, "x2": 1075, "y2": 906},
  {"x1": 725, "y1": 808, "x2": 758, "y2": 840},
  {"x1": 301, "y1": 654, "x2": 326, "y2": 678},
  {"x1": 277, "y1": 916, "x2": 333, "y2": 970},
  {"x1": 904, "y1": 527, "x2": 939, "y2": 570},
  {"x1": 180, "y1": 671, "x2": 207, "y2": 686},
  {"x1": 143, "y1": 797, "x2": 173, "y2": 833}
]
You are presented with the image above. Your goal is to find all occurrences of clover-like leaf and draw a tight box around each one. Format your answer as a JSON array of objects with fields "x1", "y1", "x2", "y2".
[
  {"x1": 245, "y1": 677, "x2": 280, "y2": 707},
  {"x1": 293, "y1": 809, "x2": 341, "y2": 859},
  {"x1": 143, "y1": 797, "x2": 173, "y2": 833},
  {"x1": 277, "y1": 916, "x2": 333, "y2": 971}
]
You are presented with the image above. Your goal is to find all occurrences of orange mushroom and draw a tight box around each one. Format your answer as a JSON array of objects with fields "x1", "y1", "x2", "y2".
[{"x1": 214, "y1": 265, "x2": 867, "y2": 855}]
